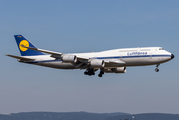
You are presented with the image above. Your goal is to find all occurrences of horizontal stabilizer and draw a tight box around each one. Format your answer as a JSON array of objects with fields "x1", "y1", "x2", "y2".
[{"x1": 6, "y1": 54, "x2": 35, "y2": 61}]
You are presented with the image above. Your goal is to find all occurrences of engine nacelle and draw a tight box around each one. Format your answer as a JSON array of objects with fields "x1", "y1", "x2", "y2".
[
  {"x1": 104, "y1": 67, "x2": 126, "y2": 73},
  {"x1": 90, "y1": 59, "x2": 105, "y2": 68},
  {"x1": 62, "y1": 55, "x2": 77, "y2": 63}
]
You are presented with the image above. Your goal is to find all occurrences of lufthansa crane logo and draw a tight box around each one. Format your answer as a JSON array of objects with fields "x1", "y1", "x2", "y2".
[{"x1": 19, "y1": 40, "x2": 29, "y2": 51}]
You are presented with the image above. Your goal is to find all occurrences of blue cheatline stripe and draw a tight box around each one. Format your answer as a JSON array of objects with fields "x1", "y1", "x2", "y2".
[
  {"x1": 26, "y1": 54, "x2": 171, "y2": 64},
  {"x1": 96, "y1": 55, "x2": 171, "y2": 59}
]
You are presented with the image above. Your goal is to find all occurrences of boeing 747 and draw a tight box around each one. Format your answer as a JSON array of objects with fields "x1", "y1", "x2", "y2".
[{"x1": 6, "y1": 35, "x2": 174, "y2": 77}]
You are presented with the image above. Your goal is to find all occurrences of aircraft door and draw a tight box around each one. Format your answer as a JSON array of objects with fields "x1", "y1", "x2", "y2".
[
  {"x1": 120, "y1": 54, "x2": 123, "y2": 60},
  {"x1": 149, "y1": 53, "x2": 152, "y2": 59},
  {"x1": 137, "y1": 47, "x2": 140, "y2": 53}
]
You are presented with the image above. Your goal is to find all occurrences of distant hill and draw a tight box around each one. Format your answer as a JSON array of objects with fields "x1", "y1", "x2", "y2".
[
  {"x1": 0, "y1": 112, "x2": 179, "y2": 120},
  {"x1": 105, "y1": 113, "x2": 179, "y2": 120},
  {"x1": 0, "y1": 112, "x2": 128, "y2": 120}
]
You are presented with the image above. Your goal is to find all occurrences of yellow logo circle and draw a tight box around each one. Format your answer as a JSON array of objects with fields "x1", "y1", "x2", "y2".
[{"x1": 19, "y1": 40, "x2": 29, "y2": 51}]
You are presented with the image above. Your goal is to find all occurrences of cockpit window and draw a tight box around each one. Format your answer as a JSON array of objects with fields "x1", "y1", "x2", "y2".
[{"x1": 159, "y1": 48, "x2": 164, "y2": 50}]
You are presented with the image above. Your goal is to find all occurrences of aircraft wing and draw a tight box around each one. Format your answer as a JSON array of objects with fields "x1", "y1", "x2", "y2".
[
  {"x1": 6, "y1": 54, "x2": 35, "y2": 61},
  {"x1": 75, "y1": 55, "x2": 89, "y2": 62},
  {"x1": 22, "y1": 46, "x2": 62, "y2": 55},
  {"x1": 22, "y1": 45, "x2": 89, "y2": 61}
]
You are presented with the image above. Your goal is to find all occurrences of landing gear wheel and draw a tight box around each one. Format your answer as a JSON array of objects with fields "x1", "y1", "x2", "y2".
[
  {"x1": 98, "y1": 74, "x2": 102, "y2": 77},
  {"x1": 84, "y1": 71, "x2": 88, "y2": 75},
  {"x1": 98, "y1": 70, "x2": 104, "y2": 77},
  {"x1": 84, "y1": 68, "x2": 95, "y2": 76},
  {"x1": 155, "y1": 64, "x2": 160, "y2": 72},
  {"x1": 155, "y1": 68, "x2": 159, "y2": 72}
]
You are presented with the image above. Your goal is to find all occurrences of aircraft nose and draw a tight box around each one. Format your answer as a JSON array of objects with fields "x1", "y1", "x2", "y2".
[{"x1": 171, "y1": 54, "x2": 175, "y2": 59}]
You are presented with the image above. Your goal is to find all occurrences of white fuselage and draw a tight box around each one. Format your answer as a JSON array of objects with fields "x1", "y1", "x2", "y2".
[{"x1": 22, "y1": 47, "x2": 172, "y2": 69}]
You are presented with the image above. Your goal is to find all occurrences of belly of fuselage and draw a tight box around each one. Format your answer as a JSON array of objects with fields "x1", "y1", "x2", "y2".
[{"x1": 33, "y1": 55, "x2": 171, "y2": 69}]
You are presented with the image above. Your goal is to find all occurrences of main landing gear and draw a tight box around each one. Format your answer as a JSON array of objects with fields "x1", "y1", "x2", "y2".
[
  {"x1": 98, "y1": 70, "x2": 104, "y2": 77},
  {"x1": 84, "y1": 68, "x2": 95, "y2": 76},
  {"x1": 155, "y1": 64, "x2": 160, "y2": 72},
  {"x1": 84, "y1": 68, "x2": 105, "y2": 77}
]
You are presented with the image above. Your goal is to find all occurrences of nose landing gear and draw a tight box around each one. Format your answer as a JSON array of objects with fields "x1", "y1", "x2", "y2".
[{"x1": 155, "y1": 64, "x2": 160, "y2": 72}]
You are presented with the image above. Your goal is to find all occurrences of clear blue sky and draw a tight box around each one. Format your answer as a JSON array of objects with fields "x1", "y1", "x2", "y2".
[{"x1": 0, "y1": 0, "x2": 179, "y2": 114}]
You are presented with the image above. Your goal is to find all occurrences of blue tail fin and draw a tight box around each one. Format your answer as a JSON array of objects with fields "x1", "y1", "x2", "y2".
[{"x1": 14, "y1": 35, "x2": 44, "y2": 56}]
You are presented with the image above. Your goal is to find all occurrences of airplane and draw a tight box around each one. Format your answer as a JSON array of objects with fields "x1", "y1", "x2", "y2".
[{"x1": 6, "y1": 35, "x2": 174, "y2": 77}]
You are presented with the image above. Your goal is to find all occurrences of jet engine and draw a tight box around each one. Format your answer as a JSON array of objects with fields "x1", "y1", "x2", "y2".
[
  {"x1": 90, "y1": 59, "x2": 105, "y2": 68},
  {"x1": 104, "y1": 67, "x2": 126, "y2": 73},
  {"x1": 62, "y1": 55, "x2": 77, "y2": 63}
]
